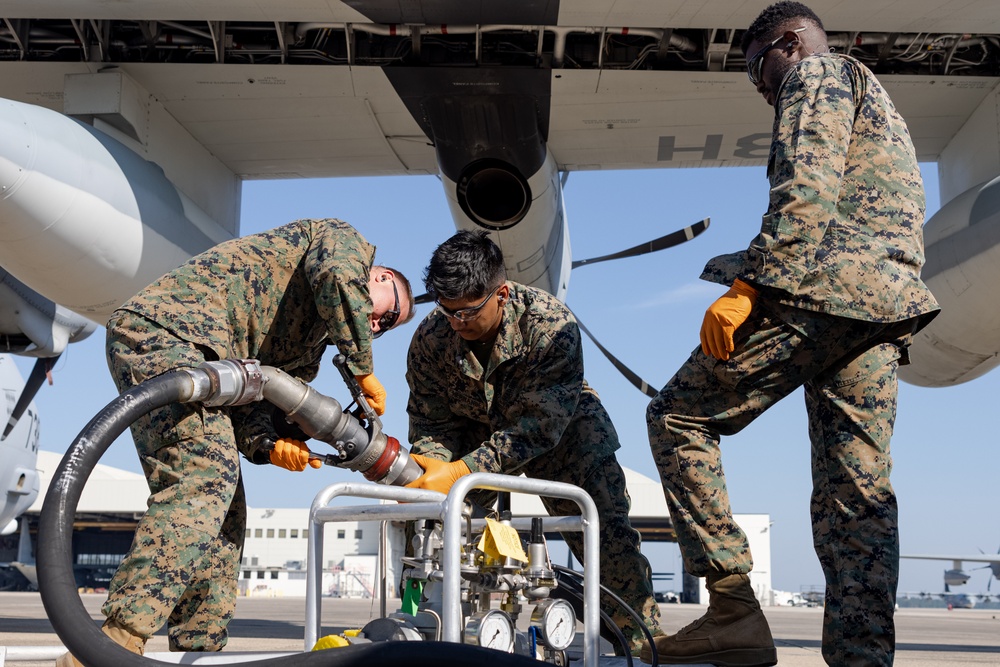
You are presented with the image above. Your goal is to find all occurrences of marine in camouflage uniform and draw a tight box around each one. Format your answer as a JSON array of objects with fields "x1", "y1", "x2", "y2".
[
  {"x1": 99, "y1": 218, "x2": 399, "y2": 652},
  {"x1": 644, "y1": 5, "x2": 940, "y2": 667},
  {"x1": 407, "y1": 278, "x2": 663, "y2": 655}
]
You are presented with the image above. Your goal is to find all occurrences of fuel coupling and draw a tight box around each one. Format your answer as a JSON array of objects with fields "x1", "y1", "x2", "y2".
[{"x1": 178, "y1": 358, "x2": 422, "y2": 486}]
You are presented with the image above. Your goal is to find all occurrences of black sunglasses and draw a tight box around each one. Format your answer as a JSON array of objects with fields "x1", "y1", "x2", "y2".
[
  {"x1": 373, "y1": 279, "x2": 399, "y2": 339},
  {"x1": 435, "y1": 286, "x2": 501, "y2": 322},
  {"x1": 746, "y1": 27, "x2": 806, "y2": 85}
]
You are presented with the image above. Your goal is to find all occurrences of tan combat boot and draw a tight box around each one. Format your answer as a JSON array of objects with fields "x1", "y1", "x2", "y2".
[
  {"x1": 56, "y1": 617, "x2": 147, "y2": 667},
  {"x1": 640, "y1": 572, "x2": 776, "y2": 666}
]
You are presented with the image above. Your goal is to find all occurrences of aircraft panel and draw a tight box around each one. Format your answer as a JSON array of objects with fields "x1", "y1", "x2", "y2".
[
  {"x1": 879, "y1": 77, "x2": 999, "y2": 163},
  {"x1": 550, "y1": 131, "x2": 770, "y2": 171},
  {"x1": 547, "y1": 69, "x2": 1000, "y2": 171},
  {"x1": 559, "y1": 0, "x2": 1000, "y2": 32},
  {"x1": 124, "y1": 65, "x2": 357, "y2": 103},
  {"x1": 593, "y1": 71, "x2": 754, "y2": 99},
  {"x1": 130, "y1": 64, "x2": 437, "y2": 174},
  {"x1": 380, "y1": 136, "x2": 438, "y2": 174},
  {"x1": 0, "y1": 62, "x2": 94, "y2": 111},
  {"x1": 4, "y1": 0, "x2": 1000, "y2": 33},
  {"x1": 351, "y1": 67, "x2": 428, "y2": 130},
  {"x1": 0, "y1": 1, "x2": 370, "y2": 22},
  {"x1": 119, "y1": 64, "x2": 420, "y2": 178},
  {"x1": 184, "y1": 104, "x2": 383, "y2": 144},
  {"x1": 549, "y1": 71, "x2": 768, "y2": 170},
  {"x1": 939, "y1": 88, "x2": 1000, "y2": 202},
  {"x1": 209, "y1": 134, "x2": 390, "y2": 161},
  {"x1": 140, "y1": 100, "x2": 243, "y2": 236},
  {"x1": 159, "y1": 96, "x2": 354, "y2": 125},
  {"x1": 209, "y1": 127, "x2": 422, "y2": 178},
  {"x1": 0, "y1": 61, "x2": 244, "y2": 235},
  {"x1": 0, "y1": 62, "x2": 993, "y2": 182},
  {"x1": 341, "y1": 0, "x2": 560, "y2": 26}
]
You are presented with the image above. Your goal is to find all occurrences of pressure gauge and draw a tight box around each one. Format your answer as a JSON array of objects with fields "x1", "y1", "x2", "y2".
[
  {"x1": 531, "y1": 599, "x2": 577, "y2": 650},
  {"x1": 464, "y1": 609, "x2": 515, "y2": 652}
]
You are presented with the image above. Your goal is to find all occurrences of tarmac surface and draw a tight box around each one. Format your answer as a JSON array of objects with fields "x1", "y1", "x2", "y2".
[{"x1": 2, "y1": 592, "x2": 1000, "y2": 666}]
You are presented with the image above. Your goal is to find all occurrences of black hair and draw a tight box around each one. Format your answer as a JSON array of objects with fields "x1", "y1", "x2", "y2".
[
  {"x1": 741, "y1": 1, "x2": 825, "y2": 53},
  {"x1": 424, "y1": 230, "x2": 507, "y2": 302}
]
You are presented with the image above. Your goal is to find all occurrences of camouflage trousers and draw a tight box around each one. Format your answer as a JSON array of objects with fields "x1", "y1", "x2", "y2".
[
  {"x1": 102, "y1": 311, "x2": 246, "y2": 651},
  {"x1": 647, "y1": 301, "x2": 912, "y2": 667},
  {"x1": 548, "y1": 456, "x2": 663, "y2": 654}
]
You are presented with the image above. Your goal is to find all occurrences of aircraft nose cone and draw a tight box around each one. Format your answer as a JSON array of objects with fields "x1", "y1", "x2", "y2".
[{"x1": 0, "y1": 98, "x2": 35, "y2": 200}]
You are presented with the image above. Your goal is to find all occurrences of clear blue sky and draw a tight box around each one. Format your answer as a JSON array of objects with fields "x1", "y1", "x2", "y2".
[{"x1": 15, "y1": 163, "x2": 1000, "y2": 597}]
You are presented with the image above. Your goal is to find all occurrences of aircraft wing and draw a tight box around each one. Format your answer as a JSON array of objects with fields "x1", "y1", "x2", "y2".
[
  {"x1": 901, "y1": 553, "x2": 1000, "y2": 591},
  {"x1": 0, "y1": 1, "x2": 997, "y2": 180},
  {"x1": 901, "y1": 554, "x2": 1000, "y2": 564},
  {"x1": 0, "y1": 0, "x2": 999, "y2": 389},
  {"x1": 0, "y1": 57, "x2": 992, "y2": 181}
]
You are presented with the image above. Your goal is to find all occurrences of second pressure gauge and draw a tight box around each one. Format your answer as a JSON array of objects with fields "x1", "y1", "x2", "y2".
[
  {"x1": 531, "y1": 598, "x2": 577, "y2": 650},
  {"x1": 465, "y1": 609, "x2": 515, "y2": 652}
]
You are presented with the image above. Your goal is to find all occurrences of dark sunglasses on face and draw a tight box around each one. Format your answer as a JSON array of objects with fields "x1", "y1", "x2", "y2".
[
  {"x1": 436, "y1": 286, "x2": 501, "y2": 322},
  {"x1": 373, "y1": 279, "x2": 399, "y2": 339},
  {"x1": 746, "y1": 27, "x2": 806, "y2": 85}
]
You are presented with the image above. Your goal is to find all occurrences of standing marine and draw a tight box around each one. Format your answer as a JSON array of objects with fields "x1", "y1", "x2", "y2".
[{"x1": 642, "y1": 3, "x2": 940, "y2": 666}]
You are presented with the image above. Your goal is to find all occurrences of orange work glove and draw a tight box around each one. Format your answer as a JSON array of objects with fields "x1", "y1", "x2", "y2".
[
  {"x1": 405, "y1": 453, "x2": 471, "y2": 495},
  {"x1": 700, "y1": 278, "x2": 758, "y2": 361},
  {"x1": 269, "y1": 438, "x2": 322, "y2": 471},
  {"x1": 354, "y1": 373, "x2": 387, "y2": 415}
]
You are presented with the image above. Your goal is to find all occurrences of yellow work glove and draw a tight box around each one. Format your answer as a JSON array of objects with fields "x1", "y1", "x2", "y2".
[
  {"x1": 269, "y1": 438, "x2": 322, "y2": 471},
  {"x1": 405, "y1": 454, "x2": 471, "y2": 495},
  {"x1": 354, "y1": 373, "x2": 387, "y2": 415},
  {"x1": 700, "y1": 278, "x2": 758, "y2": 361}
]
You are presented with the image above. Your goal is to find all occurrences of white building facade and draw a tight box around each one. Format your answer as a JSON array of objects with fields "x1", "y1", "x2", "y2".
[
  {"x1": 239, "y1": 507, "x2": 384, "y2": 599},
  {"x1": 28, "y1": 452, "x2": 773, "y2": 604}
]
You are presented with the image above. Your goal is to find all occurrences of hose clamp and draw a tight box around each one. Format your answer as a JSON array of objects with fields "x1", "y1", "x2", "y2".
[{"x1": 198, "y1": 359, "x2": 266, "y2": 406}]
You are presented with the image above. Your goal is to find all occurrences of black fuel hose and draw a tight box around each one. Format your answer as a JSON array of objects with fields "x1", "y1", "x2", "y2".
[
  {"x1": 553, "y1": 564, "x2": 660, "y2": 667},
  {"x1": 550, "y1": 569, "x2": 632, "y2": 666},
  {"x1": 36, "y1": 370, "x2": 544, "y2": 667}
]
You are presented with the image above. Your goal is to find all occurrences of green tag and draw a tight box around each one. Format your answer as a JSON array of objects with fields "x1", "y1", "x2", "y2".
[{"x1": 401, "y1": 578, "x2": 424, "y2": 616}]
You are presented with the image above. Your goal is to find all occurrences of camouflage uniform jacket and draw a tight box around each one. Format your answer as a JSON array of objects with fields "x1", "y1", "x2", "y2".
[
  {"x1": 703, "y1": 54, "x2": 939, "y2": 327},
  {"x1": 406, "y1": 282, "x2": 617, "y2": 479},
  {"x1": 114, "y1": 218, "x2": 376, "y2": 458}
]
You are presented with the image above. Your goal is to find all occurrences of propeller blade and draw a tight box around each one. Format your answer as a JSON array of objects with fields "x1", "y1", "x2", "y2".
[
  {"x1": 571, "y1": 309, "x2": 658, "y2": 398},
  {"x1": 413, "y1": 292, "x2": 434, "y2": 305},
  {"x1": 3, "y1": 355, "x2": 56, "y2": 439},
  {"x1": 571, "y1": 217, "x2": 710, "y2": 270}
]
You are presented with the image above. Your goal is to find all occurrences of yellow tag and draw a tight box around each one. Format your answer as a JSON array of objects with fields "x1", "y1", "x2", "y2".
[
  {"x1": 477, "y1": 527, "x2": 501, "y2": 560},
  {"x1": 477, "y1": 517, "x2": 528, "y2": 563}
]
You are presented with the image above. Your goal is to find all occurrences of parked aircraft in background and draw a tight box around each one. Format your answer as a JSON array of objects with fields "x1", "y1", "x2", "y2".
[
  {"x1": 901, "y1": 551, "x2": 1000, "y2": 591},
  {"x1": 0, "y1": 355, "x2": 41, "y2": 535},
  {"x1": 0, "y1": 270, "x2": 95, "y2": 436},
  {"x1": 902, "y1": 590, "x2": 1000, "y2": 609},
  {"x1": 0, "y1": 354, "x2": 41, "y2": 589}
]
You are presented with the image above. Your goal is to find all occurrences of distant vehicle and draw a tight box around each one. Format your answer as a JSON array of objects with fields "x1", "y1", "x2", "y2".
[
  {"x1": 945, "y1": 593, "x2": 975, "y2": 609},
  {"x1": 654, "y1": 591, "x2": 679, "y2": 604}
]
